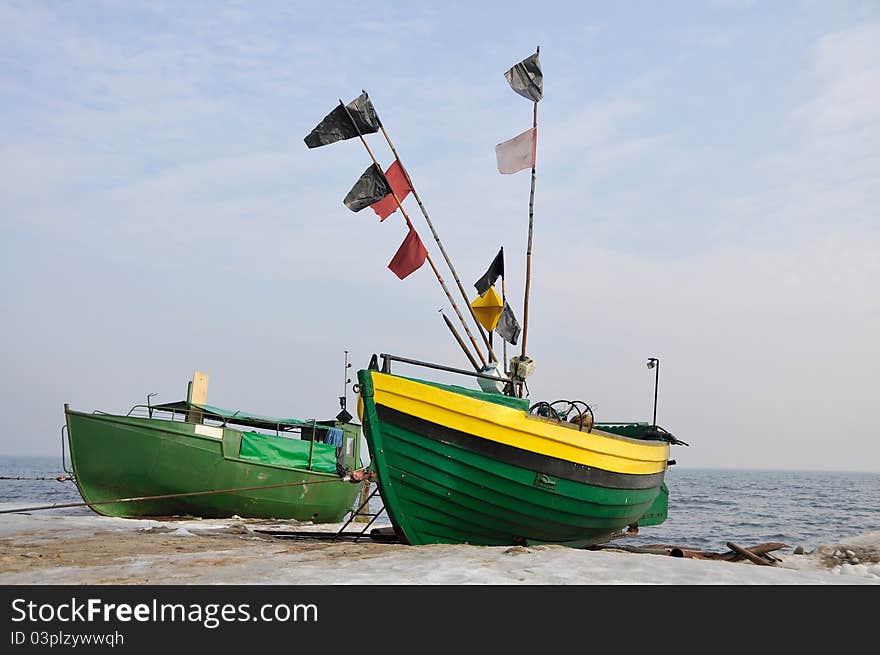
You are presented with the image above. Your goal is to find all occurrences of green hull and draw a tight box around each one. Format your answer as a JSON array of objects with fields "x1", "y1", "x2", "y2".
[
  {"x1": 65, "y1": 409, "x2": 361, "y2": 522},
  {"x1": 358, "y1": 369, "x2": 669, "y2": 547}
]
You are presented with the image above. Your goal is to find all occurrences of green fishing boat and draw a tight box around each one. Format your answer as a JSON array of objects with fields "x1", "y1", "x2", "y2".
[
  {"x1": 64, "y1": 372, "x2": 364, "y2": 521},
  {"x1": 305, "y1": 52, "x2": 688, "y2": 547},
  {"x1": 356, "y1": 354, "x2": 682, "y2": 547}
]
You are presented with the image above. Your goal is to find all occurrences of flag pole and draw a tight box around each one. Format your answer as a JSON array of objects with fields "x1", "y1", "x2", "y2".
[
  {"x1": 501, "y1": 273, "x2": 508, "y2": 376},
  {"x1": 338, "y1": 100, "x2": 487, "y2": 370},
  {"x1": 367, "y1": 95, "x2": 498, "y2": 365},
  {"x1": 440, "y1": 309, "x2": 480, "y2": 371},
  {"x1": 520, "y1": 45, "x2": 540, "y2": 363}
]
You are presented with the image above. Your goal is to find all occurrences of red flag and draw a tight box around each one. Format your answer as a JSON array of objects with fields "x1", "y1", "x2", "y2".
[
  {"x1": 370, "y1": 160, "x2": 412, "y2": 221},
  {"x1": 388, "y1": 228, "x2": 427, "y2": 280}
]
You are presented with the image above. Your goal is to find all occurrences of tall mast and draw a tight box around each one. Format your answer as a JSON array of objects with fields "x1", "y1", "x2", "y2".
[
  {"x1": 520, "y1": 45, "x2": 540, "y2": 360},
  {"x1": 370, "y1": 101, "x2": 498, "y2": 365},
  {"x1": 339, "y1": 100, "x2": 488, "y2": 370}
]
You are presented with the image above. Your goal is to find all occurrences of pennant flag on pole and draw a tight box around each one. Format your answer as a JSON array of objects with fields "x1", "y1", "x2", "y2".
[
  {"x1": 470, "y1": 286, "x2": 504, "y2": 332},
  {"x1": 504, "y1": 52, "x2": 543, "y2": 102},
  {"x1": 388, "y1": 228, "x2": 428, "y2": 280},
  {"x1": 496, "y1": 301, "x2": 521, "y2": 345},
  {"x1": 495, "y1": 127, "x2": 536, "y2": 174},
  {"x1": 370, "y1": 160, "x2": 412, "y2": 221},
  {"x1": 343, "y1": 165, "x2": 392, "y2": 212},
  {"x1": 304, "y1": 92, "x2": 381, "y2": 148},
  {"x1": 475, "y1": 247, "x2": 504, "y2": 295}
]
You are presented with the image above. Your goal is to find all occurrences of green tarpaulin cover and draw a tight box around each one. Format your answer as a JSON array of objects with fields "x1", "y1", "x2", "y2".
[
  {"x1": 238, "y1": 431, "x2": 338, "y2": 474},
  {"x1": 192, "y1": 403, "x2": 319, "y2": 429},
  {"x1": 151, "y1": 400, "x2": 326, "y2": 432}
]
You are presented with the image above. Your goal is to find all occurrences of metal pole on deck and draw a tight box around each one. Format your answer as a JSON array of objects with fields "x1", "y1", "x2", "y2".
[{"x1": 307, "y1": 419, "x2": 316, "y2": 470}]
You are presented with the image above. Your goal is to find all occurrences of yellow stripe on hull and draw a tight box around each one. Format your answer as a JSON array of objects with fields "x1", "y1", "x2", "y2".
[{"x1": 372, "y1": 373, "x2": 668, "y2": 476}]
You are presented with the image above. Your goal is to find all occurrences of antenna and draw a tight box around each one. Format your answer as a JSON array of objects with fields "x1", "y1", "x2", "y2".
[
  {"x1": 337, "y1": 349, "x2": 354, "y2": 424},
  {"x1": 340, "y1": 349, "x2": 352, "y2": 411}
]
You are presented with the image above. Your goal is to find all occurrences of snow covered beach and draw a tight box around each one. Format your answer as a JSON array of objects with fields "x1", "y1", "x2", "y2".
[{"x1": 1, "y1": 509, "x2": 877, "y2": 585}]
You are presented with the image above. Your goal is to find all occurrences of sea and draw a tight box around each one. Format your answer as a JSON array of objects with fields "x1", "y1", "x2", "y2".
[{"x1": 1, "y1": 455, "x2": 878, "y2": 553}]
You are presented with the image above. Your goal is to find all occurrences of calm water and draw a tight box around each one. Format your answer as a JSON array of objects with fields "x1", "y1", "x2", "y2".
[{"x1": 1, "y1": 456, "x2": 877, "y2": 552}]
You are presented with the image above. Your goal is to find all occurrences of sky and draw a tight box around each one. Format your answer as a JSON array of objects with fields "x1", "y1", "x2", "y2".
[{"x1": 1, "y1": 1, "x2": 878, "y2": 471}]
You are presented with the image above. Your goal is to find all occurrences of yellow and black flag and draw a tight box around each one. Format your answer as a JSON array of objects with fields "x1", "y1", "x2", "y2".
[
  {"x1": 474, "y1": 247, "x2": 504, "y2": 296},
  {"x1": 470, "y1": 285, "x2": 504, "y2": 333},
  {"x1": 473, "y1": 246, "x2": 520, "y2": 345}
]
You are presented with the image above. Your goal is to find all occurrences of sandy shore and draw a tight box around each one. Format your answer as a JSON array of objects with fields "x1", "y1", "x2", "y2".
[{"x1": 1, "y1": 511, "x2": 878, "y2": 585}]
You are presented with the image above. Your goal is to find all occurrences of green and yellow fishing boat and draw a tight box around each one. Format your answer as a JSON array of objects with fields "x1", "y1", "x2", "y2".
[
  {"x1": 306, "y1": 53, "x2": 688, "y2": 547},
  {"x1": 357, "y1": 354, "x2": 683, "y2": 547},
  {"x1": 64, "y1": 372, "x2": 364, "y2": 521}
]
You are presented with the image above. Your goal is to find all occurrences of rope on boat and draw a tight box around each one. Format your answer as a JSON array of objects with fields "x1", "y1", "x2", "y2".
[
  {"x1": 0, "y1": 471, "x2": 370, "y2": 516},
  {"x1": 0, "y1": 475, "x2": 73, "y2": 481}
]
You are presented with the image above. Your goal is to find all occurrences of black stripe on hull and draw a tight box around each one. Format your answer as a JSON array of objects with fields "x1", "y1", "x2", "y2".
[{"x1": 375, "y1": 405, "x2": 665, "y2": 490}]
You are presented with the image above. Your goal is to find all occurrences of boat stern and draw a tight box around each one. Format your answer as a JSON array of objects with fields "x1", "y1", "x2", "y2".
[{"x1": 634, "y1": 482, "x2": 669, "y2": 527}]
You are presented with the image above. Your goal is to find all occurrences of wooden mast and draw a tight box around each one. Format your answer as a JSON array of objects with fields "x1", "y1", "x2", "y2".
[
  {"x1": 520, "y1": 45, "x2": 540, "y2": 362},
  {"x1": 440, "y1": 309, "x2": 480, "y2": 372},
  {"x1": 369, "y1": 101, "x2": 499, "y2": 365},
  {"x1": 338, "y1": 100, "x2": 487, "y2": 370}
]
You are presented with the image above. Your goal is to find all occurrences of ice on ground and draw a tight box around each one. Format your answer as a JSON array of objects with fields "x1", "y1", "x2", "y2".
[{"x1": 0, "y1": 510, "x2": 878, "y2": 585}]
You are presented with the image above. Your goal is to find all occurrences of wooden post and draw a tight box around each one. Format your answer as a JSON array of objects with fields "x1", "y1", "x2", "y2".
[
  {"x1": 186, "y1": 370, "x2": 209, "y2": 424},
  {"x1": 355, "y1": 481, "x2": 372, "y2": 523}
]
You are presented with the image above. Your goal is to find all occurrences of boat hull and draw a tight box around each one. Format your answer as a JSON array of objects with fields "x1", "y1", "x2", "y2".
[
  {"x1": 358, "y1": 370, "x2": 670, "y2": 547},
  {"x1": 65, "y1": 409, "x2": 361, "y2": 521}
]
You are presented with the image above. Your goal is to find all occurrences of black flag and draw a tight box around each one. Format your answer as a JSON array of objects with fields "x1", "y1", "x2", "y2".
[
  {"x1": 475, "y1": 247, "x2": 504, "y2": 295},
  {"x1": 496, "y1": 301, "x2": 521, "y2": 346},
  {"x1": 343, "y1": 165, "x2": 392, "y2": 212},
  {"x1": 504, "y1": 52, "x2": 543, "y2": 102},
  {"x1": 304, "y1": 92, "x2": 381, "y2": 148}
]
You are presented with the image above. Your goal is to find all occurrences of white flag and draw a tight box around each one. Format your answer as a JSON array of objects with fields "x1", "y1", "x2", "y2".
[{"x1": 495, "y1": 127, "x2": 536, "y2": 174}]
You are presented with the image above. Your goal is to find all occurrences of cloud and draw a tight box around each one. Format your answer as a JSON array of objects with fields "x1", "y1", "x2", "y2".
[
  {"x1": 1, "y1": 5, "x2": 878, "y2": 473},
  {"x1": 725, "y1": 23, "x2": 880, "y2": 245},
  {"x1": 800, "y1": 23, "x2": 880, "y2": 132}
]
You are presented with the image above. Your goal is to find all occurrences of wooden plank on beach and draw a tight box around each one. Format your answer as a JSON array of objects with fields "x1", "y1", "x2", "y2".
[
  {"x1": 598, "y1": 541, "x2": 790, "y2": 563},
  {"x1": 253, "y1": 529, "x2": 400, "y2": 544},
  {"x1": 743, "y1": 542, "x2": 788, "y2": 555},
  {"x1": 586, "y1": 544, "x2": 674, "y2": 556},
  {"x1": 727, "y1": 542, "x2": 774, "y2": 566}
]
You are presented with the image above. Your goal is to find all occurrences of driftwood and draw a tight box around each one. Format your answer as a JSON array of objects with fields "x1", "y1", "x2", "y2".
[
  {"x1": 730, "y1": 542, "x2": 786, "y2": 561},
  {"x1": 589, "y1": 541, "x2": 789, "y2": 566},
  {"x1": 727, "y1": 542, "x2": 772, "y2": 565},
  {"x1": 638, "y1": 544, "x2": 718, "y2": 559}
]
